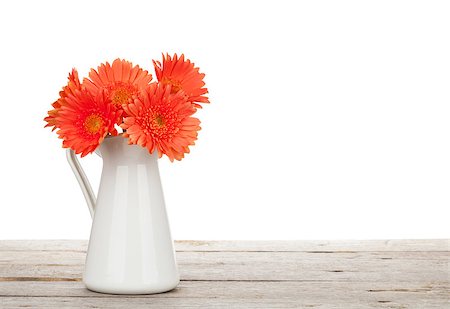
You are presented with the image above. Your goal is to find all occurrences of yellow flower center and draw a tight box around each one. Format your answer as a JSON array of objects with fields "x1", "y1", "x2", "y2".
[
  {"x1": 162, "y1": 77, "x2": 183, "y2": 94},
  {"x1": 155, "y1": 115, "x2": 165, "y2": 127},
  {"x1": 111, "y1": 87, "x2": 132, "y2": 106},
  {"x1": 84, "y1": 114, "x2": 104, "y2": 134}
]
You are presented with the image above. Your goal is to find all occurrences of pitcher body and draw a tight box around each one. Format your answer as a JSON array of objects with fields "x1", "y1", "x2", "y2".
[{"x1": 70, "y1": 136, "x2": 179, "y2": 294}]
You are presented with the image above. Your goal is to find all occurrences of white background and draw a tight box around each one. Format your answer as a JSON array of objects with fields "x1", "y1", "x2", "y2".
[{"x1": 0, "y1": 1, "x2": 448, "y2": 240}]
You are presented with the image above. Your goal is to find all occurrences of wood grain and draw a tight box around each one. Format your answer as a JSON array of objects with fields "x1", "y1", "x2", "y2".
[{"x1": 0, "y1": 240, "x2": 448, "y2": 308}]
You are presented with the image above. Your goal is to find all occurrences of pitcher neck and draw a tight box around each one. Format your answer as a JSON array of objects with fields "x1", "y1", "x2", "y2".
[{"x1": 98, "y1": 135, "x2": 159, "y2": 163}]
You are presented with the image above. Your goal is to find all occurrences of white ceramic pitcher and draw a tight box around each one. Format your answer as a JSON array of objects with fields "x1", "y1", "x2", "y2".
[{"x1": 67, "y1": 135, "x2": 179, "y2": 294}]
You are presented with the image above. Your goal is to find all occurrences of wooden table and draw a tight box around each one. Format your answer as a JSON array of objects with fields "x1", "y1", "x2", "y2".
[{"x1": 0, "y1": 240, "x2": 448, "y2": 308}]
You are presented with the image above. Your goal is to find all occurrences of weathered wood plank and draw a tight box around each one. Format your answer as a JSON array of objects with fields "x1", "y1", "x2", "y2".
[
  {"x1": 0, "y1": 281, "x2": 448, "y2": 308},
  {"x1": 0, "y1": 251, "x2": 448, "y2": 283},
  {"x1": 1, "y1": 280, "x2": 448, "y2": 299},
  {"x1": 1, "y1": 239, "x2": 448, "y2": 252},
  {"x1": 2, "y1": 249, "x2": 448, "y2": 265},
  {"x1": 1, "y1": 295, "x2": 447, "y2": 309}
]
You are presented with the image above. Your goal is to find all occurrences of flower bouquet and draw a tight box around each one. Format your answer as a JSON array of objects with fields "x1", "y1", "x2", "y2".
[{"x1": 45, "y1": 53, "x2": 208, "y2": 161}]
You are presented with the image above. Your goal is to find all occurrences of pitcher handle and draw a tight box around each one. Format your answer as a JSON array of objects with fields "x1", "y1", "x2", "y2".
[{"x1": 66, "y1": 149, "x2": 96, "y2": 218}]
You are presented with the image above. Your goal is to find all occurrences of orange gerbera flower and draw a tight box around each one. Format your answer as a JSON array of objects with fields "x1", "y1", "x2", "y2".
[
  {"x1": 83, "y1": 59, "x2": 153, "y2": 114},
  {"x1": 153, "y1": 53, "x2": 209, "y2": 108},
  {"x1": 56, "y1": 89, "x2": 121, "y2": 157},
  {"x1": 121, "y1": 84, "x2": 201, "y2": 161},
  {"x1": 44, "y1": 69, "x2": 82, "y2": 131}
]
